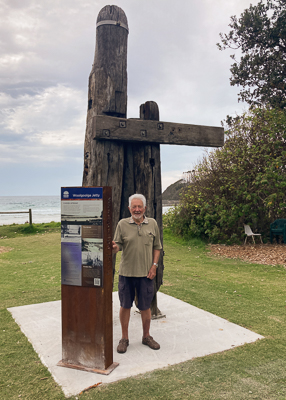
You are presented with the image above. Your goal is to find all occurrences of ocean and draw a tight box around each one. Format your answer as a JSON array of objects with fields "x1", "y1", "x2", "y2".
[
  {"x1": 0, "y1": 196, "x2": 61, "y2": 226},
  {"x1": 0, "y1": 196, "x2": 173, "y2": 226}
]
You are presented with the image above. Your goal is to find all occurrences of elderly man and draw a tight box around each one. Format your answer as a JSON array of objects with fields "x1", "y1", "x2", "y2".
[{"x1": 112, "y1": 194, "x2": 162, "y2": 353}]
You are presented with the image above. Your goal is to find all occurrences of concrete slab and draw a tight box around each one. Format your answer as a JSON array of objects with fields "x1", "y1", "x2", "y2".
[{"x1": 8, "y1": 292, "x2": 263, "y2": 398}]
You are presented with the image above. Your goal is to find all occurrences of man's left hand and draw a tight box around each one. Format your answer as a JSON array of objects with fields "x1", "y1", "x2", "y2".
[{"x1": 147, "y1": 264, "x2": 157, "y2": 280}]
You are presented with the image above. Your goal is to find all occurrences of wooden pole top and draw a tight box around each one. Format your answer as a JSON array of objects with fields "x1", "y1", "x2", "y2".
[{"x1": 96, "y1": 5, "x2": 128, "y2": 32}]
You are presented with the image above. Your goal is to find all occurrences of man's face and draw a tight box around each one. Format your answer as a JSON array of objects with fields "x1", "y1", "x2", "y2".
[{"x1": 129, "y1": 199, "x2": 146, "y2": 222}]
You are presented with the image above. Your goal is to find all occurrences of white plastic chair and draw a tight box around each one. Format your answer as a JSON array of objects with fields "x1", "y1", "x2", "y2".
[{"x1": 244, "y1": 224, "x2": 263, "y2": 244}]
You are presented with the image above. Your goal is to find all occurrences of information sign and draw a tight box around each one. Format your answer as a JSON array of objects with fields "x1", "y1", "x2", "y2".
[
  {"x1": 59, "y1": 186, "x2": 116, "y2": 374},
  {"x1": 61, "y1": 187, "x2": 104, "y2": 287}
]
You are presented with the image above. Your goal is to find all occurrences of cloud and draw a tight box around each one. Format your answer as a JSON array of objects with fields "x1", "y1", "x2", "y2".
[
  {"x1": 0, "y1": 0, "x2": 96, "y2": 90},
  {"x1": 0, "y1": 85, "x2": 86, "y2": 163}
]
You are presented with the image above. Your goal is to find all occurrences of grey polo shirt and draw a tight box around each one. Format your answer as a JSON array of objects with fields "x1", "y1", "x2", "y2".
[{"x1": 114, "y1": 216, "x2": 162, "y2": 277}]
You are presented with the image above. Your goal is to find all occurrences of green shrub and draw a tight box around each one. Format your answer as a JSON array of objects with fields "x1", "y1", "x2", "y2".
[{"x1": 165, "y1": 107, "x2": 286, "y2": 243}]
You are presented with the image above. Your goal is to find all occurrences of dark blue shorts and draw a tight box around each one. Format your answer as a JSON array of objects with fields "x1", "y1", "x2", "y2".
[{"x1": 118, "y1": 275, "x2": 154, "y2": 311}]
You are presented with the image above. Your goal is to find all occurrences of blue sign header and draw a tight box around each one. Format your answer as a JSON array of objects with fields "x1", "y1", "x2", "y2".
[{"x1": 61, "y1": 187, "x2": 103, "y2": 200}]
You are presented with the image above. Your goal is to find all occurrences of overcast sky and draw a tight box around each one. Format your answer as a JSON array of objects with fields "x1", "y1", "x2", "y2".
[{"x1": 0, "y1": 0, "x2": 260, "y2": 196}]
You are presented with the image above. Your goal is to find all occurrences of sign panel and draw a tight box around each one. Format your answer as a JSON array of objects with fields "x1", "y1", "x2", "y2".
[{"x1": 61, "y1": 187, "x2": 104, "y2": 287}]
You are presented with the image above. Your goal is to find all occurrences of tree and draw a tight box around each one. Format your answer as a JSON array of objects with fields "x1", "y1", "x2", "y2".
[
  {"x1": 217, "y1": 0, "x2": 286, "y2": 109},
  {"x1": 164, "y1": 107, "x2": 286, "y2": 243}
]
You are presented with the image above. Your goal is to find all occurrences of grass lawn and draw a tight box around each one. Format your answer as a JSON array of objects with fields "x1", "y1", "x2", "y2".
[{"x1": 1, "y1": 224, "x2": 286, "y2": 399}]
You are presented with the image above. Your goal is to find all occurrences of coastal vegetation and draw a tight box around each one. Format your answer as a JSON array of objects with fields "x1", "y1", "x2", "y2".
[
  {"x1": 165, "y1": 107, "x2": 286, "y2": 244},
  {"x1": 1, "y1": 224, "x2": 286, "y2": 399}
]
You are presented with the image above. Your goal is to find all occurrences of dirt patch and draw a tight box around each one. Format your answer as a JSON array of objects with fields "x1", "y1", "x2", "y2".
[
  {"x1": 208, "y1": 244, "x2": 286, "y2": 267},
  {"x1": 0, "y1": 246, "x2": 13, "y2": 255}
]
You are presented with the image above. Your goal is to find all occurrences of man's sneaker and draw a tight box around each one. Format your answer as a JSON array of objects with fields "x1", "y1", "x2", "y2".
[
  {"x1": 117, "y1": 338, "x2": 129, "y2": 353},
  {"x1": 142, "y1": 335, "x2": 160, "y2": 350}
]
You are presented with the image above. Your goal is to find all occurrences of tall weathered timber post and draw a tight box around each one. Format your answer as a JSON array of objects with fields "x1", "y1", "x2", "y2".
[
  {"x1": 139, "y1": 102, "x2": 163, "y2": 309},
  {"x1": 125, "y1": 101, "x2": 163, "y2": 315},
  {"x1": 83, "y1": 5, "x2": 128, "y2": 235}
]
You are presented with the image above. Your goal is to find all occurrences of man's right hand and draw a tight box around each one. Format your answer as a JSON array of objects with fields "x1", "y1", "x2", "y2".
[{"x1": 112, "y1": 241, "x2": 119, "y2": 254}]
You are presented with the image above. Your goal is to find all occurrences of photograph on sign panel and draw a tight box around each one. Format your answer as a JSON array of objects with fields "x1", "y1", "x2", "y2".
[
  {"x1": 82, "y1": 244, "x2": 103, "y2": 287},
  {"x1": 61, "y1": 224, "x2": 81, "y2": 242},
  {"x1": 81, "y1": 238, "x2": 103, "y2": 253}
]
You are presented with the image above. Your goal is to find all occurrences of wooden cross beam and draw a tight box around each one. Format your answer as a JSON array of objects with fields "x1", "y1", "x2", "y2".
[{"x1": 93, "y1": 115, "x2": 224, "y2": 147}]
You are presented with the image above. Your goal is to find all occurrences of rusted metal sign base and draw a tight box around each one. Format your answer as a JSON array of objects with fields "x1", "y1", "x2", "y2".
[{"x1": 57, "y1": 360, "x2": 119, "y2": 375}]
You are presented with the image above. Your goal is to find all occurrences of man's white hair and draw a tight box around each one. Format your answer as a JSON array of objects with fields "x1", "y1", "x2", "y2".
[{"x1": 128, "y1": 194, "x2": 146, "y2": 208}]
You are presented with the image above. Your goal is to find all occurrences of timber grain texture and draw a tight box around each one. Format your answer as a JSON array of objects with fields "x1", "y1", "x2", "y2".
[
  {"x1": 82, "y1": 5, "x2": 128, "y2": 234},
  {"x1": 93, "y1": 115, "x2": 224, "y2": 147}
]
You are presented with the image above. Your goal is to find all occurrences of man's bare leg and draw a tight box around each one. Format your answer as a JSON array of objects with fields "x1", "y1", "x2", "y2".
[
  {"x1": 120, "y1": 306, "x2": 131, "y2": 339},
  {"x1": 141, "y1": 308, "x2": 160, "y2": 349},
  {"x1": 141, "y1": 308, "x2": 151, "y2": 338}
]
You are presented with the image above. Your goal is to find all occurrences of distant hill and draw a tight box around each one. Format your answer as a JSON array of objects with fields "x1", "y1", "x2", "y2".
[{"x1": 162, "y1": 179, "x2": 186, "y2": 201}]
